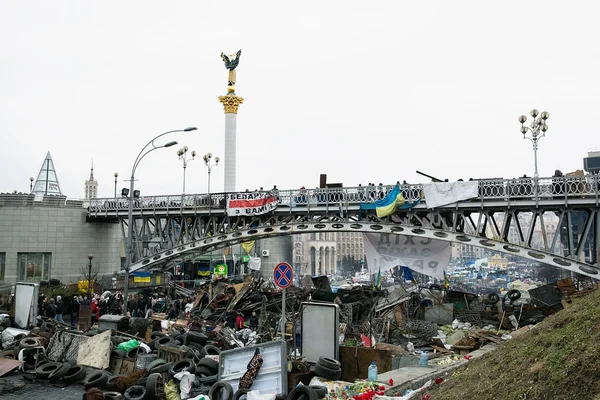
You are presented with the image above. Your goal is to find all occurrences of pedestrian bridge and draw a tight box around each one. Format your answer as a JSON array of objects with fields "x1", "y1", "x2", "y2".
[{"x1": 87, "y1": 175, "x2": 600, "y2": 278}]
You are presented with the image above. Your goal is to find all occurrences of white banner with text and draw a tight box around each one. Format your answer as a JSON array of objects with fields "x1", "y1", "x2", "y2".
[
  {"x1": 226, "y1": 192, "x2": 278, "y2": 216},
  {"x1": 363, "y1": 233, "x2": 451, "y2": 280}
]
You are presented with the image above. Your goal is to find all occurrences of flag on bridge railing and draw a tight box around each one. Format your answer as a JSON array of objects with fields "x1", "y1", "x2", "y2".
[
  {"x1": 371, "y1": 185, "x2": 406, "y2": 217},
  {"x1": 226, "y1": 192, "x2": 277, "y2": 216},
  {"x1": 241, "y1": 241, "x2": 255, "y2": 254},
  {"x1": 359, "y1": 185, "x2": 415, "y2": 217},
  {"x1": 133, "y1": 271, "x2": 151, "y2": 283}
]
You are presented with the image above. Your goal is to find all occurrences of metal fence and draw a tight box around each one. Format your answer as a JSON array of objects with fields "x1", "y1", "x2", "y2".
[{"x1": 88, "y1": 175, "x2": 600, "y2": 213}]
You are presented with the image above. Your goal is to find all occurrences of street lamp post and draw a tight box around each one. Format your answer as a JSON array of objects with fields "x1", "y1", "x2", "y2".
[
  {"x1": 518, "y1": 109, "x2": 549, "y2": 198},
  {"x1": 29, "y1": 177, "x2": 34, "y2": 192},
  {"x1": 518, "y1": 109, "x2": 550, "y2": 179},
  {"x1": 177, "y1": 146, "x2": 197, "y2": 194},
  {"x1": 114, "y1": 172, "x2": 119, "y2": 198},
  {"x1": 203, "y1": 153, "x2": 220, "y2": 213},
  {"x1": 87, "y1": 254, "x2": 94, "y2": 299},
  {"x1": 122, "y1": 126, "x2": 197, "y2": 316}
]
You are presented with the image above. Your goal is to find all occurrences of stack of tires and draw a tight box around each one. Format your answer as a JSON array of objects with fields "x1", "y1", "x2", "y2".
[
  {"x1": 287, "y1": 385, "x2": 328, "y2": 400},
  {"x1": 313, "y1": 356, "x2": 342, "y2": 381}
]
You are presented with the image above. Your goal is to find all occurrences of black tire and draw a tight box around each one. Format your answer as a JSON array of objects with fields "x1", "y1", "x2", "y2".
[
  {"x1": 288, "y1": 385, "x2": 319, "y2": 400},
  {"x1": 41, "y1": 322, "x2": 56, "y2": 332},
  {"x1": 155, "y1": 336, "x2": 174, "y2": 347},
  {"x1": 170, "y1": 330, "x2": 182, "y2": 339},
  {"x1": 84, "y1": 371, "x2": 108, "y2": 390},
  {"x1": 104, "y1": 392, "x2": 123, "y2": 400},
  {"x1": 124, "y1": 385, "x2": 146, "y2": 400},
  {"x1": 146, "y1": 359, "x2": 166, "y2": 373},
  {"x1": 313, "y1": 363, "x2": 341, "y2": 381},
  {"x1": 487, "y1": 292, "x2": 500, "y2": 304},
  {"x1": 169, "y1": 358, "x2": 196, "y2": 375},
  {"x1": 67, "y1": 358, "x2": 78, "y2": 366},
  {"x1": 186, "y1": 331, "x2": 208, "y2": 346},
  {"x1": 19, "y1": 337, "x2": 41, "y2": 349},
  {"x1": 198, "y1": 374, "x2": 218, "y2": 385},
  {"x1": 233, "y1": 388, "x2": 251, "y2": 400},
  {"x1": 150, "y1": 362, "x2": 173, "y2": 374},
  {"x1": 317, "y1": 357, "x2": 340, "y2": 371},
  {"x1": 145, "y1": 373, "x2": 162, "y2": 400},
  {"x1": 209, "y1": 381, "x2": 234, "y2": 400},
  {"x1": 0, "y1": 351, "x2": 16, "y2": 359},
  {"x1": 14, "y1": 333, "x2": 26, "y2": 342},
  {"x1": 36, "y1": 362, "x2": 62, "y2": 379},
  {"x1": 200, "y1": 344, "x2": 221, "y2": 357},
  {"x1": 105, "y1": 375, "x2": 124, "y2": 392},
  {"x1": 195, "y1": 365, "x2": 214, "y2": 377},
  {"x1": 126, "y1": 347, "x2": 141, "y2": 360},
  {"x1": 310, "y1": 385, "x2": 328, "y2": 398},
  {"x1": 188, "y1": 342, "x2": 204, "y2": 353},
  {"x1": 48, "y1": 362, "x2": 71, "y2": 382},
  {"x1": 150, "y1": 331, "x2": 165, "y2": 340},
  {"x1": 62, "y1": 365, "x2": 87, "y2": 384},
  {"x1": 507, "y1": 289, "x2": 522, "y2": 301},
  {"x1": 197, "y1": 357, "x2": 219, "y2": 374},
  {"x1": 111, "y1": 336, "x2": 127, "y2": 346}
]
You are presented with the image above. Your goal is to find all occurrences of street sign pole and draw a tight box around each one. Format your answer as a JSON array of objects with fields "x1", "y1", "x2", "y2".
[
  {"x1": 274, "y1": 261, "x2": 293, "y2": 339},
  {"x1": 281, "y1": 288, "x2": 286, "y2": 336}
]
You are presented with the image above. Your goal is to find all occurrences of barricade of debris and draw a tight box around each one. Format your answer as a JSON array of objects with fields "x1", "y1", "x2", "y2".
[{"x1": 0, "y1": 274, "x2": 594, "y2": 400}]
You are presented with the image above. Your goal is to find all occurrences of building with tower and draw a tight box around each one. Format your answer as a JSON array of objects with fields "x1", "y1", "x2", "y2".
[
  {"x1": 85, "y1": 162, "x2": 98, "y2": 200},
  {"x1": 0, "y1": 152, "x2": 122, "y2": 285}
]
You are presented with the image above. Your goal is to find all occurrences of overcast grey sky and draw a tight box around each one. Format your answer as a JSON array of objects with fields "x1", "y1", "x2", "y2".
[{"x1": 1, "y1": 1, "x2": 598, "y2": 199}]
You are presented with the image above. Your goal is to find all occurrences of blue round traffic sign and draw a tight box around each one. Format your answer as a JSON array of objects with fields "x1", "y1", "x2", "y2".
[{"x1": 274, "y1": 262, "x2": 293, "y2": 289}]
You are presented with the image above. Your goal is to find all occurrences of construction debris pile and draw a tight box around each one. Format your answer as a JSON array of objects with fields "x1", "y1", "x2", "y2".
[{"x1": 0, "y1": 273, "x2": 594, "y2": 399}]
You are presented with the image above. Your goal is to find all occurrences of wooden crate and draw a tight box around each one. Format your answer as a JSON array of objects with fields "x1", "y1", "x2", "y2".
[
  {"x1": 110, "y1": 356, "x2": 136, "y2": 375},
  {"x1": 157, "y1": 344, "x2": 187, "y2": 363}
]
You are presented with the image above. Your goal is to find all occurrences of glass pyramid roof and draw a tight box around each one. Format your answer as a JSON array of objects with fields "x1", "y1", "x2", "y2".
[{"x1": 32, "y1": 151, "x2": 63, "y2": 196}]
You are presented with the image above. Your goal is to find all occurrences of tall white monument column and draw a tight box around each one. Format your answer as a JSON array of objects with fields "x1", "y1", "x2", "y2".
[{"x1": 218, "y1": 50, "x2": 244, "y2": 193}]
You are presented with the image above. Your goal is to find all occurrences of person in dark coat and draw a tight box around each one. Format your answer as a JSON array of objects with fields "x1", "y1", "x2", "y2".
[
  {"x1": 167, "y1": 303, "x2": 178, "y2": 320},
  {"x1": 226, "y1": 312, "x2": 236, "y2": 329},
  {"x1": 70, "y1": 296, "x2": 80, "y2": 328},
  {"x1": 249, "y1": 311, "x2": 259, "y2": 331}
]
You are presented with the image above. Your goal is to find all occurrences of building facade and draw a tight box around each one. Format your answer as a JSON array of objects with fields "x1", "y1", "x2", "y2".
[
  {"x1": 0, "y1": 194, "x2": 122, "y2": 285},
  {"x1": 293, "y1": 231, "x2": 365, "y2": 276}
]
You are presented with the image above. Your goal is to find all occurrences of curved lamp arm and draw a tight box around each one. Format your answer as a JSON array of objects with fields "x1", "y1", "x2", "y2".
[{"x1": 131, "y1": 127, "x2": 197, "y2": 177}]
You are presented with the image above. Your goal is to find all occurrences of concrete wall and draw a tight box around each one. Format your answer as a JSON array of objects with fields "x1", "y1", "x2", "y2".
[
  {"x1": 255, "y1": 236, "x2": 293, "y2": 281},
  {"x1": 0, "y1": 195, "x2": 122, "y2": 285}
]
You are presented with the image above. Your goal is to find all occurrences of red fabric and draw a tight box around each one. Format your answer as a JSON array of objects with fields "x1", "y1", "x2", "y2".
[{"x1": 236, "y1": 315, "x2": 245, "y2": 329}]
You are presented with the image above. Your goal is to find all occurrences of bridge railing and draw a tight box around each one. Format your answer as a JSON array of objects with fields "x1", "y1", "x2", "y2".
[{"x1": 87, "y1": 175, "x2": 600, "y2": 213}]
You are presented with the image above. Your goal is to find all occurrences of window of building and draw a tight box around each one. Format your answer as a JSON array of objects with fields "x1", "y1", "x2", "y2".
[
  {"x1": 17, "y1": 253, "x2": 51, "y2": 282},
  {"x1": 0, "y1": 253, "x2": 5, "y2": 281}
]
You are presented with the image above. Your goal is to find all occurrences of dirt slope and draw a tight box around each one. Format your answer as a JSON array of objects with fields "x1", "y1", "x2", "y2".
[{"x1": 426, "y1": 288, "x2": 600, "y2": 400}]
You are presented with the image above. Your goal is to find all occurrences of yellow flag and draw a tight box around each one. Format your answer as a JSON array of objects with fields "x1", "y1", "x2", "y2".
[
  {"x1": 241, "y1": 240, "x2": 255, "y2": 254},
  {"x1": 78, "y1": 280, "x2": 94, "y2": 292}
]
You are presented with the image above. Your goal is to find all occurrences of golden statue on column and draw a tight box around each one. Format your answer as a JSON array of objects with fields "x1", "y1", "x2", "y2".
[{"x1": 220, "y1": 50, "x2": 242, "y2": 94}]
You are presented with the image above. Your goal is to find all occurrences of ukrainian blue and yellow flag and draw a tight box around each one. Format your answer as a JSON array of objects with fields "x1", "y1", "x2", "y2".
[
  {"x1": 375, "y1": 267, "x2": 381, "y2": 289},
  {"x1": 374, "y1": 185, "x2": 405, "y2": 218},
  {"x1": 443, "y1": 270, "x2": 450, "y2": 288}
]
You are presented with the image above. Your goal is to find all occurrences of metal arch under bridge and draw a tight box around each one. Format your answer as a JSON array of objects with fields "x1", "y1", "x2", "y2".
[{"x1": 86, "y1": 175, "x2": 600, "y2": 278}]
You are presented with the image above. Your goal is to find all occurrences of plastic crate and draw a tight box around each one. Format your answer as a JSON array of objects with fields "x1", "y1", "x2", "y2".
[{"x1": 157, "y1": 344, "x2": 187, "y2": 363}]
